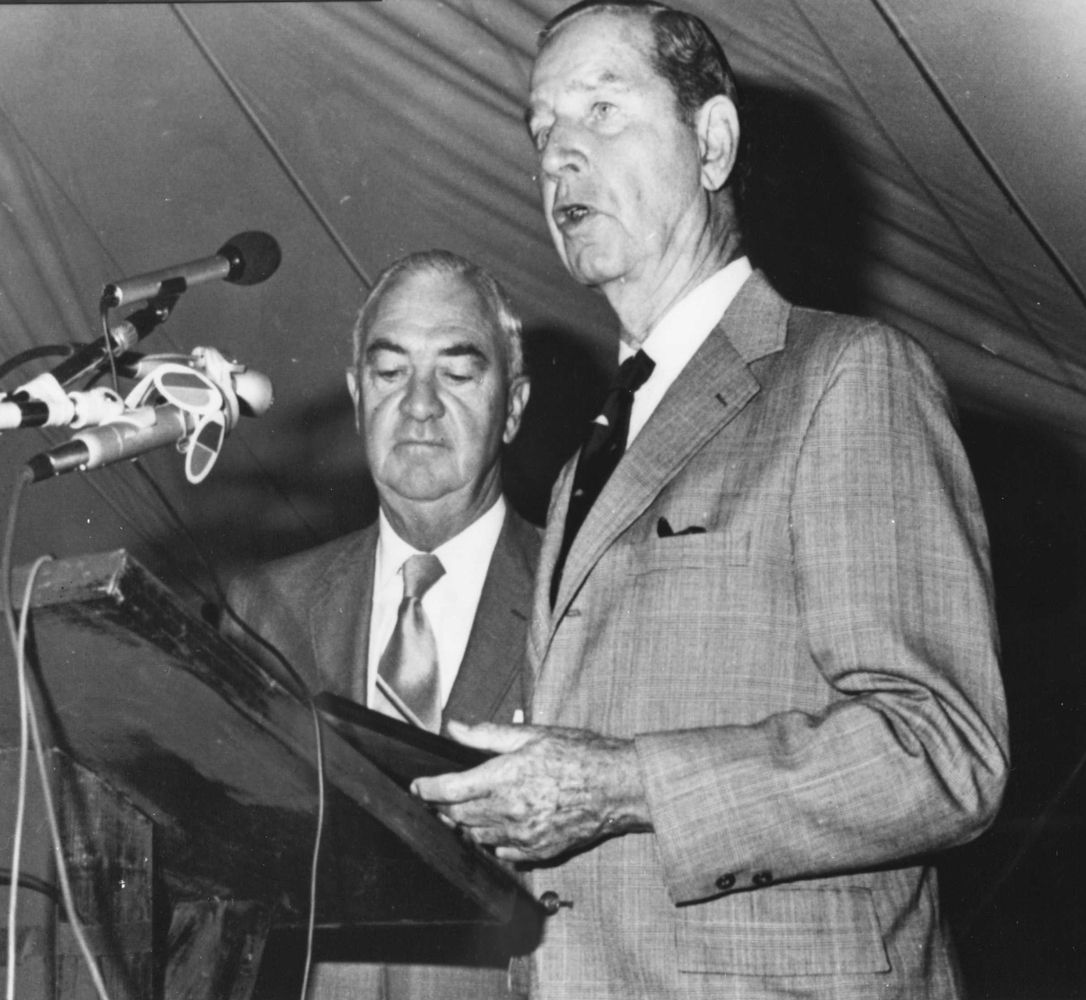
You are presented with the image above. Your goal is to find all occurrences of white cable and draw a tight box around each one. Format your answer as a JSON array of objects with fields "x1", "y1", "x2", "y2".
[
  {"x1": 300, "y1": 703, "x2": 325, "y2": 1000},
  {"x1": 13, "y1": 565, "x2": 114, "y2": 1000},
  {"x1": 3, "y1": 557, "x2": 47, "y2": 1000}
]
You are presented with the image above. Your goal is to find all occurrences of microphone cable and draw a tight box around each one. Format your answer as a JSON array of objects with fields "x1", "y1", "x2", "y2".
[
  {"x1": 0, "y1": 344, "x2": 74, "y2": 385},
  {"x1": 3, "y1": 455, "x2": 326, "y2": 1000},
  {"x1": 2, "y1": 468, "x2": 112, "y2": 1000},
  {"x1": 130, "y1": 460, "x2": 325, "y2": 1000},
  {"x1": 98, "y1": 299, "x2": 121, "y2": 395}
]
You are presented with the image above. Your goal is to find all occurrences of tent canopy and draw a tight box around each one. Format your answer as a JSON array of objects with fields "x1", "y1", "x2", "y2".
[
  {"x1": 0, "y1": 0, "x2": 1084, "y2": 586},
  {"x1": 2, "y1": 5, "x2": 1085, "y2": 995}
]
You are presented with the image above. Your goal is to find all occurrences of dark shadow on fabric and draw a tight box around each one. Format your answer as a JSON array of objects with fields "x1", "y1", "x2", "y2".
[
  {"x1": 184, "y1": 326, "x2": 605, "y2": 580},
  {"x1": 181, "y1": 392, "x2": 378, "y2": 576},
  {"x1": 735, "y1": 84, "x2": 869, "y2": 316},
  {"x1": 504, "y1": 322, "x2": 609, "y2": 526},
  {"x1": 941, "y1": 408, "x2": 1086, "y2": 999}
]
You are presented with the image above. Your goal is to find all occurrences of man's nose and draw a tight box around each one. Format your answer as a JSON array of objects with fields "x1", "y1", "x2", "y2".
[
  {"x1": 540, "y1": 122, "x2": 587, "y2": 178},
  {"x1": 400, "y1": 373, "x2": 444, "y2": 420}
]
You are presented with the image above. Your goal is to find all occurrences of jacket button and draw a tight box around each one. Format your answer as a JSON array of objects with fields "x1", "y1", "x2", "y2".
[
  {"x1": 539, "y1": 891, "x2": 573, "y2": 916},
  {"x1": 752, "y1": 870, "x2": 773, "y2": 887},
  {"x1": 714, "y1": 873, "x2": 736, "y2": 891}
]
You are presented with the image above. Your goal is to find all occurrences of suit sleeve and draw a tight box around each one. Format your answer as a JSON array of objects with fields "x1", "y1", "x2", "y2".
[{"x1": 635, "y1": 325, "x2": 1009, "y2": 904}]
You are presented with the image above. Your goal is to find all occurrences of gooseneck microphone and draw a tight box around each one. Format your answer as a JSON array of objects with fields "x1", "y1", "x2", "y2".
[
  {"x1": 44, "y1": 300, "x2": 173, "y2": 392},
  {"x1": 26, "y1": 405, "x2": 191, "y2": 482},
  {"x1": 100, "y1": 231, "x2": 282, "y2": 309}
]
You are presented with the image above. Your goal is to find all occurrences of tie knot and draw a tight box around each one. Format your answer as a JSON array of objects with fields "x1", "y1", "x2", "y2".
[
  {"x1": 401, "y1": 553, "x2": 445, "y2": 600},
  {"x1": 614, "y1": 349, "x2": 655, "y2": 393}
]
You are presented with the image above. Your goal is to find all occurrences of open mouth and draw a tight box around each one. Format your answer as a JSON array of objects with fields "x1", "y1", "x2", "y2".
[{"x1": 556, "y1": 203, "x2": 592, "y2": 229}]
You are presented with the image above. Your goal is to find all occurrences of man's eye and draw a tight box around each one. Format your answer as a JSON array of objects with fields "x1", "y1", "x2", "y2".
[
  {"x1": 592, "y1": 101, "x2": 616, "y2": 119},
  {"x1": 532, "y1": 126, "x2": 551, "y2": 152},
  {"x1": 442, "y1": 369, "x2": 475, "y2": 385},
  {"x1": 372, "y1": 367, "x2": 405, "y2": 382}
]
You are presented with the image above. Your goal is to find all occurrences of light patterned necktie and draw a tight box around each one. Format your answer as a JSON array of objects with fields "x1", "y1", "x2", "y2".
[{"x1": 377, "y1": 553, "x2": 446, "y2": 731}]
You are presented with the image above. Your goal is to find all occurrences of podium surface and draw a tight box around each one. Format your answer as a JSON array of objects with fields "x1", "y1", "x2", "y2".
[{"x1": 1, "y1": 549, "x2": 536, "y2": 930}]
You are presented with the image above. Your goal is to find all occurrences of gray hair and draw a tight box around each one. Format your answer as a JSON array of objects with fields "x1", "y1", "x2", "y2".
[
  {"x1": 538, "y1": 1, "x2": 746, "y2": 238},
  {"x1": 351, "y1": 250, "x2": 525, "y2": 382},
  {"x1": 539, "y1": 2, "x2": 739, "y2": 129}
]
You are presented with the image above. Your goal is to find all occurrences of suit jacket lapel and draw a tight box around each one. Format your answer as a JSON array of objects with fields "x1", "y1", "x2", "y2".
[
  {"x1": 309, "y1": 526, "x2": 377, "y2": 701},
  {"x1": 444, "y1": 510, "x2": 536, "y2": 724},
  {"x1": 541, "y1": 271, "x2": 791, "y2": 634}
]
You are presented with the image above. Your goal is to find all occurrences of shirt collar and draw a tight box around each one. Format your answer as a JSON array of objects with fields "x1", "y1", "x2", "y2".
[
  {"x1": 375, "y1": 494, "x2": 507, "y2": 589},
  {"x1": 619, "y1": 257, "x2": 752, "y2": 372}
]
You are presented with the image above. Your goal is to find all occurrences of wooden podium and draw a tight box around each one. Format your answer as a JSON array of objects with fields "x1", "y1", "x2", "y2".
[{"x1": 0, "y1": 550, "x2": 541, "y2": 999}]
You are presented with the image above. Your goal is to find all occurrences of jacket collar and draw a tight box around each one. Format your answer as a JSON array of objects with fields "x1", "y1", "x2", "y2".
[
  {"x1": 444, "y1": 509, "x2": 537, "y2": 725},
  {"x1": 532, "y1": 270, "x2": 791, "y2": 658},
  {"x1": 309, "y1": 526, "x2": 377, "y2": 701},
  {"x1": 307, "y1": 510, "x2": 536, "y2": 725}
]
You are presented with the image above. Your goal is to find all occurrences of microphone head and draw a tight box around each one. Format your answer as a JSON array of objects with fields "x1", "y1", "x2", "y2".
[
  {"x1": 218, "y1": 231, "x2": 282, "y2": 287},
  {"x1": 232, "y1": 369, "x2": 274, "y2": 417}
]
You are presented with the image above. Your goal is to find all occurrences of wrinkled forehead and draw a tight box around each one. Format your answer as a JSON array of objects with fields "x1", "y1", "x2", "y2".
[
  {"x1": 530, "y1": 9, "x2": 657, "y2": 97},
  {"x1": 365, "y1": 270, "x2": 502, "y2": 358}
]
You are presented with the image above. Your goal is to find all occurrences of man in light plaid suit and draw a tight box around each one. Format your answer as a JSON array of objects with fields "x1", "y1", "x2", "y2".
[{"x1": 416, "y1": 3, "x2": 1009, "y2": 997}]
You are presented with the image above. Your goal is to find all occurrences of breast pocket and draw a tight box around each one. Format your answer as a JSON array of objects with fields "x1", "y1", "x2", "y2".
[
  {"x1": 627, "y1": 529, "x2": 756, "y2": 636},
  {"x1": 609, "y1": 532, "x2": 762, "y2": 730},
  {"x1": 631, "y1": 529, "x2": 751, "y2": 574},
  {"x1": 627, "y1": 530, "x2": 754, "y2": 618}
]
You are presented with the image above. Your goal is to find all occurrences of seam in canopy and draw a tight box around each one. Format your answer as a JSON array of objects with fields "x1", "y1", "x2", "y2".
[
  {"x1": 170, "y1": 3, "x2": 374, "y2": 293},
  {"x1": 867, "y1": 0, "x2": 1086, "y2": 318},
  {"x1": 793, "y1": 0, "x2": 1084, "y2": 397}
]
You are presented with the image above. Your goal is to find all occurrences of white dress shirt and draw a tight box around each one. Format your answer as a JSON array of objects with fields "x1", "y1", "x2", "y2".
[
  {"x1": 366, "y1": 496, "x2": 507, "y2": 721},
  {"x1": 620, "y1": 256, "x2": 752, "y2": 445}
]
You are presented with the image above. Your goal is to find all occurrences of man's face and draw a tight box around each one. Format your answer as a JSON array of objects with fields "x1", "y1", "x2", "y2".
[
  {"x1": 526, "y1": 12, "x2": 706, "y2": 290},
  {"x1": 349, "y1": 270, "x2": 527, "y2": 526}
]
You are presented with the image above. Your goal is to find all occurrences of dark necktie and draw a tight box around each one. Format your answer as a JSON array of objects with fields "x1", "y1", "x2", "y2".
[
  {"x1": 377, "y1": 553, "x2": 445, "y2": 731},
  {"x1": 551, "y1": 349, "x2": 655, "y2": 606}
]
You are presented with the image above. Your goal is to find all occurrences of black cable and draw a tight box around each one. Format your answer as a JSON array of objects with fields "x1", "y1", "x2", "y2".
[
  {"x1": 130, "y1": 459, "x2": 326, "y2": 995},
  {"x1": 98, "y1": 301, "x2": 120, "y2": 395},
  {"x1": 8, "y1": 431, "x2": 326, "y2": 995},
  {"x1": 0, "y1": 869, "x2": 66, "y2": 915},
  {"x1": 130, "y1": 460, "x2": 315, "y2": 704},
  {"x1": 0, "y1": 345, "x2": 74, "y2": 385},
  {"x1": 2, "y1": 478, "x2": 109, "y2": 1000}
]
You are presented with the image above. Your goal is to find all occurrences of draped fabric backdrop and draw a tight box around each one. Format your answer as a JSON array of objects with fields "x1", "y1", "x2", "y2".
[{"x1": 0, "y1": 3, "x2": 1084, "y2": 996}]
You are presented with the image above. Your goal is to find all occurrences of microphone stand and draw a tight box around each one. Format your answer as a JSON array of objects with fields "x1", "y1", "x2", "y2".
[{"x1": 73, "y1": 292, "x2": 181, "y2": 391}]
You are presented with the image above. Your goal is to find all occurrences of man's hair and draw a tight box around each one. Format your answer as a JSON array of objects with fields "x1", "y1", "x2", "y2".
[
  {"x1": 538, "y1": 1, "x2": 740, "y2": 129},
  {"x1": 351, "y1": 249, "x2": 525, "y2": 382}
]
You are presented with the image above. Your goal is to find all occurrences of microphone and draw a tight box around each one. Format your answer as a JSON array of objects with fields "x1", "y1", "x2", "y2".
[
  {"x1": 231, "y1": 368, "x2": 274, "y2": 418},
  {"x1": 0, "y1": 398, "x2": 49, "y2": 430},
  {"x1": 27, "y1": 405, "x2": 191, "y2": 482},
  {"x1": 26, "y1": 344, "x2": 274, "y2": 483},
  {"x1": 2, "y1": 302, "x2": 170, "y2": 402},
  {"x1": 101, "y1": 231, "x2": 281, "y2": 309},
  {"x1": 0, "y1": 386, "x2": 125, "y2": 431},
  {"x1": 118, "y1": 352, "x2": 274, "y2": 418}
]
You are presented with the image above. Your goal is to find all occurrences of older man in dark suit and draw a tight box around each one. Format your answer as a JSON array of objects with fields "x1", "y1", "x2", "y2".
[
  {"x1": 415, "y1": 4, "x2": 1009, "y2": 999},
  {"x1": 228, "y1": 249, "x2": 537, "y2": 1000}
]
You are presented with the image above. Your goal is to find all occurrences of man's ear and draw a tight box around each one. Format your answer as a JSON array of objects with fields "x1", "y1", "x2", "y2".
[
  {"x1": 503, "y1": 376, "x2": 531, "y2": 445},
  {"x1": 345, "y1": 367, "x2": 362, "y2": 435},
  {"x1": 695, "y1": 94, "x2": 739, "y2": 193}
]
